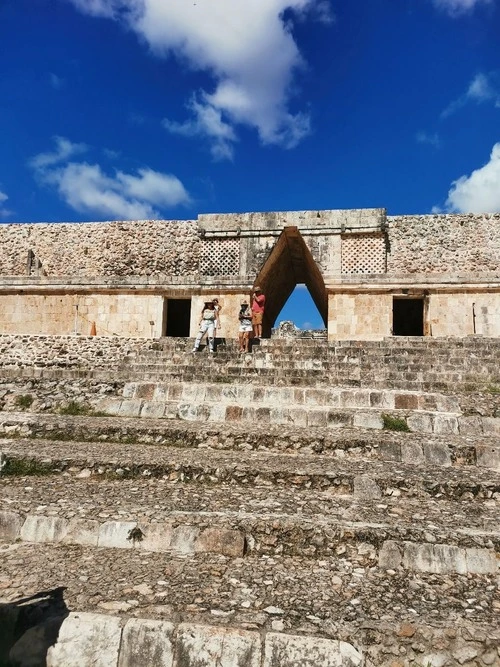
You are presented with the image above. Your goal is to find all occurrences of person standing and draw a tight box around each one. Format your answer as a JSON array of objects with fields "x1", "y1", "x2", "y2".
[
  {"x1": 212, "y1": 298, "x2": 222, "y2": 339},
  {"x1": 251, "y1": 286, "x2": 265, "y2": 339},
  {"x1": 191, "y1": 301, "x2": 216, "y2": 353},
  {"x1": 238, "y1": 300, "x2": 252, "y2": 353}
]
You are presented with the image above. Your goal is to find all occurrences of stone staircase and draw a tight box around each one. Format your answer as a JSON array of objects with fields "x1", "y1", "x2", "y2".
[{"x1": 0, "y1": 336, "x2": 499, "y2": 666}]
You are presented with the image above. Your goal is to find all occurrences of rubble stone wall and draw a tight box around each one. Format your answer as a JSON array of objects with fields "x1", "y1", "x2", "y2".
[
  {"x1": 387, "y1": 213, "x2": 500, "y2": 275},
  {"x1": 0, "y1": 220, "x2": 200, "y2": 277}
]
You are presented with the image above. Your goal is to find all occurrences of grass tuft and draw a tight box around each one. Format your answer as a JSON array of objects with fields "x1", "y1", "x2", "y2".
[
  {"x1": 382, "y1": 413, "x2": 410, "y2": 432},
  {"x1": 14, "y1": 394, "x2": 34, "y2": 409}
]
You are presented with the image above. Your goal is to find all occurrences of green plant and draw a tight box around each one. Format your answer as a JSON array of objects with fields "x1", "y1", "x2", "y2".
[
  {"x1": 485, "y1": 384, "x2": 500, "y2": 394},
  {"x1": 59, "y1": 401, "x2": 90, "y2": 416},
  {"x1": 1, "y1": 457, "x2": 52, "y2": 476},
  {"x1": 382, "y1": 413, "x2": 410, "y2": 432},
  {"x1": 14, "y1": 394, "x2": 34, "y2": 409}
]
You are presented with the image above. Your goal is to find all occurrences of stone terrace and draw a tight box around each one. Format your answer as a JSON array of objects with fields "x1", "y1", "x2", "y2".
[{"x1": 0, "y1": 335, "x2": 499, "y2": 666}]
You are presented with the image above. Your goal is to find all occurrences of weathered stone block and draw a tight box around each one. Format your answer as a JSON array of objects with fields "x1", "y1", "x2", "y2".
[
  {"x1": 176, "y1": 623, "x2": 261, "y2": 667},
  {"x1": 403, "y1": 542, "x2": 467, "y2": 575},
  {"x1": 263, "y1": 633, "x2": 362, "y2": 667},
  {"x1": 20, "y1": 515, "x2": 69, "y2": 544},
  {"x1": 178, "y1": 403, "x2": 199, "y2": 421},
  {"x1": 195, "y1": 527, "x2": 245, "y2": 557},
  {"x1": 122, "y1": 383, "x2": 137, "y2": 399},
  {"x1": 134, "y1": 383, "x2": 156, "y2": 400},
  {"x1": 465, "y1": 547, "x2": 497, "y2": 574},
  {"x1": 475, "y1": 445, "x2": 500, "y2": 471},
  {"x1": 208, "y1": 403, "x2": 227, "y2": 421},
  {"x1": 327, "y1": 411, "x2": 352, "y2": 428},
  {"x1": 226, "y1": 405, "x2": 244, "y2": 422},
  {"x1": 46, "y1": 612, "x2": 122, "y2": 667},
  {"x1": 400, "y1": 441, "x2": 424, "y2": 465},
  {"x1": 422, "y1": 442, "x2": 451, "y2": 467},
  {"x1": 394, "y1": 394, "x2": 419, "y2": 410},
  {"x1": 98, "y1": 521, "x2": 137, "y2": 549},
  {"x1": 378, "y1": 440, "x2": 401, "y2": 461},
  {"x1": 140, "y1": 402, "x2": 168, "y2": 419},
  {"x1": 61, "y1": 519, "x2": 99, "y2": 547},
  {"x1": 353, "y1": 412, "x2": 383, "y2": 429},
  {"x1": 117, "y1": 400, "x2": 143, "y2": 418},
  {"x1": 138, "y1": 523, "x2": 173, "y2": 553},
  {"x1": 118, "y1": 618, "x2": 174, "y2": 667},
  {"x1": 458, "y1": 416, "x2": 483, "y2": 435},
  {"x1": 307, "y1": 410, "x2": 327, "y2": 427},
  {"x1": 170, "y1": 525, "x2": 199, "y2": 555},
  {"x1": 369, "y1": 391, "x2": 394, "y2": 409},
  {"x1": 354, "y1": 475, "x2": 381, "y2": 499},
  {"x1": 406, "y1": 413, "x2": 433, "y2": 433},
  {"x1": 0, "y1": 510, "x2": 23, "y2": 540},
  {"x1": 340, "y1": 390, "x2": 370, "y2": 408},
  {"x1": 433, "y1": 415, "x2": 459, "y2": 435},
  {"x1": 482, "y1": 417, "x2": 500, "y2": 436}
]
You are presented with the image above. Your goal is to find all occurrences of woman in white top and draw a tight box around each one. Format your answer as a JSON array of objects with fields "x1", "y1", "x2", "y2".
[{"x1": 191, "y1": 301, "x2": 216, "y2": 353}]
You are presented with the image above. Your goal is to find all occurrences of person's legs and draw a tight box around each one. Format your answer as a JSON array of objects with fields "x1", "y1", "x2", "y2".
[
  {"x1": 192, "y1": 321, "x2": 208, "y2": 351},
  {"x1": 238, "y1": 331, "x2": 245, "y2": 352},
  {"x1": 207, "y1": 322, "x2": 215, "y2": 352}
]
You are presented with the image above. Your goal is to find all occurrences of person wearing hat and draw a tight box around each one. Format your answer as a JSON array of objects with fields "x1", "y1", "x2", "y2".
[
  {"x1": 251, "y1": 286, "x2": 265, "y2": 339},
  {"x1": 238, "y1": 299, "x2": 252, "y2": 353},
  {"x1": 191, "y1": 300, "x2": 216, "y2": 353}
]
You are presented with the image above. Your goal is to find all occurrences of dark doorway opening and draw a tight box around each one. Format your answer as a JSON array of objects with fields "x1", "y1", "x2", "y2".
[
  {"x1": 393, "y1": 298, "x2": 424, "y2": 336},
  {"x1": 164, "y1": 299, "x2": 191, "y2": 337}
]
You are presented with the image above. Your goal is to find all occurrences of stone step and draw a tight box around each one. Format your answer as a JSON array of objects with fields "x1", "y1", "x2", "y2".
[
  {"x1": 1, "y1": 475, "x2": 498, "y2": 571},
  {"x1": 95, "y1": 385, "x2": 500, "y2": 437},
  {"x1": 2, "y1": 437, "x2": 499, "y2": 500},
  {"x1": 1, "y1": 542, "x2": 498, "y2": 666},
  {"x1": 1, "y1": 412, "x2": 498, "y2": 471}
]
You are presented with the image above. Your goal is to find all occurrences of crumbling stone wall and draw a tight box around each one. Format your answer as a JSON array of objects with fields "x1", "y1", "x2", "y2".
[
  {"x1": 0, "y1": 220, "x2": 200, "y2": 277},
  {"x1": 387, "y1": 213, "x2": 500, "y2": 275}
]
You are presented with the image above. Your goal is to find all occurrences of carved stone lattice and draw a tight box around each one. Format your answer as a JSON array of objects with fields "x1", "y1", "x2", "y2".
[
  {"x1": 200, "y1": 239, "x2": 240, "y2": 276},
  {"x1": 341, "y1": 233, "x2": 386, "y2": 274}
]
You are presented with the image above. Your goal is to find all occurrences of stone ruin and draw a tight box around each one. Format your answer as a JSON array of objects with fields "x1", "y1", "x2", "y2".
[{"x1": 0, "y1": 208, "x2": 498, "y2": 665}]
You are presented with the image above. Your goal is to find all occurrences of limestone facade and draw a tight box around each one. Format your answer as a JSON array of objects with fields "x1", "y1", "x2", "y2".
[{"x1": 0, "y1": 208, "x2": 498, "y2": 339}]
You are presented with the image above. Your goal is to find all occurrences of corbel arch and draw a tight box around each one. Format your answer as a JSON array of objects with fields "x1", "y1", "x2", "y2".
[{"x1": 252, "y1": 226, "x2": 328, "y2": 337}]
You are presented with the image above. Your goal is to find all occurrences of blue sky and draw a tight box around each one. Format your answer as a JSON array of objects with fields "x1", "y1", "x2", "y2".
[{"x1": 1, "y1": 0, "x2": 499, "y2": 328}]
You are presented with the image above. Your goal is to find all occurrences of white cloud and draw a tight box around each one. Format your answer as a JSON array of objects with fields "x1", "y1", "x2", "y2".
[
  {"x1": 433, "y1": 0, "x2": 493, "y2": 16},
  {"x1": 442, "y1": 142, "x2": 500, "y2": 213},
  {"x1": 0, "y1": 190, "x2": 13, "y2": 219},
  {"x1": 29, "y1": 136, "x2": 88, "y2": 169},
  {"x1": 442, "y1": 72, "x2": 500, "y2": 118},
  {"x1": 30, "y1": 137, "x2": 191, "y2": 219},
  {"x1": 67, "y1": 0, "x2": 327, "y2": 158},
  {"x1": 416, "y1": 131, "x2": 441, "y2": 149}
]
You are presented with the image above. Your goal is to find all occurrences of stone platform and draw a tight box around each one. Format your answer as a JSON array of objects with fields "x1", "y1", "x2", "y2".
[{"x1": 0, "y1": 336, "x2": 499, "y2": 666}]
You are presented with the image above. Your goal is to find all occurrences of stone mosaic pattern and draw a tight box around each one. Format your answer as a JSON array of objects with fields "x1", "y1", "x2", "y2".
[
  {"x1": 341, "y1": 233, "x2": 386, "y2": 274},
  {"x1": 199, "y1": 238, "x2": 240, "y2": 276}
]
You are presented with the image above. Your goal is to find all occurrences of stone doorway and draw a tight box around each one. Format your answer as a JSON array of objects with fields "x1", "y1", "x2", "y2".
[
  {"x1": 392, "y1": 297, "x2": 425, "y2": 336},
  {"x1": 163, "y1": 298, "x2": 191, "y2": 337},
  {"x1": 253, "y1": 227, "x2": 328, "y2": 338}
]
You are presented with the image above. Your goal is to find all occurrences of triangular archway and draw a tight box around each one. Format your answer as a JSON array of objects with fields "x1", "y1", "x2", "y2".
[{"x1": 253, "y1": 226, "x2": 328, "y2": 337}]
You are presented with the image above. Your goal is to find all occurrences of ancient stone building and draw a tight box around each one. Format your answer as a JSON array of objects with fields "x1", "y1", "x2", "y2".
[{"x1": 0, "y1": 208, "x2": 499, "y2": 339}]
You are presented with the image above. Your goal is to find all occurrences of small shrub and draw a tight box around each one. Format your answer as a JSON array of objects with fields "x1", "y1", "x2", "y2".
[
  {"x1": 2, "y1": 457, "x2": 52, "y2": 476},
  {"x1": 382, "y1": 413, "x2": 410, "y2": 432},
  {"x1": 127, "y1": 526, "x2": 144, "y2": 543},
  {"x1": 14, "y1": 394, "x2": 34, "y2": 409},
  {"x1": 486, "y1": 384, "x2": 500, "y2": 394},
  {"x1": 59, "y1": 401, "x2": 90, "y2": 416}
]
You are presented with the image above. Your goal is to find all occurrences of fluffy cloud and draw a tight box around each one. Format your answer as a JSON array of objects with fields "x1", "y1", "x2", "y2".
[
  {"x1": 0, "y1": 190, "x2": 13, "y2": 219},
  {"x1": 67, "y1": 0, "x2": 329, "y2": 158},
  {"x1": 30, "y1": 137, "x2": 191, "y2": 219},
  {"x1": 433, "y1": 0, "x2": 493, "y2": 16},
  {"x1": 443, "y1": 143, "x2": 500, "y2": 213}
]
